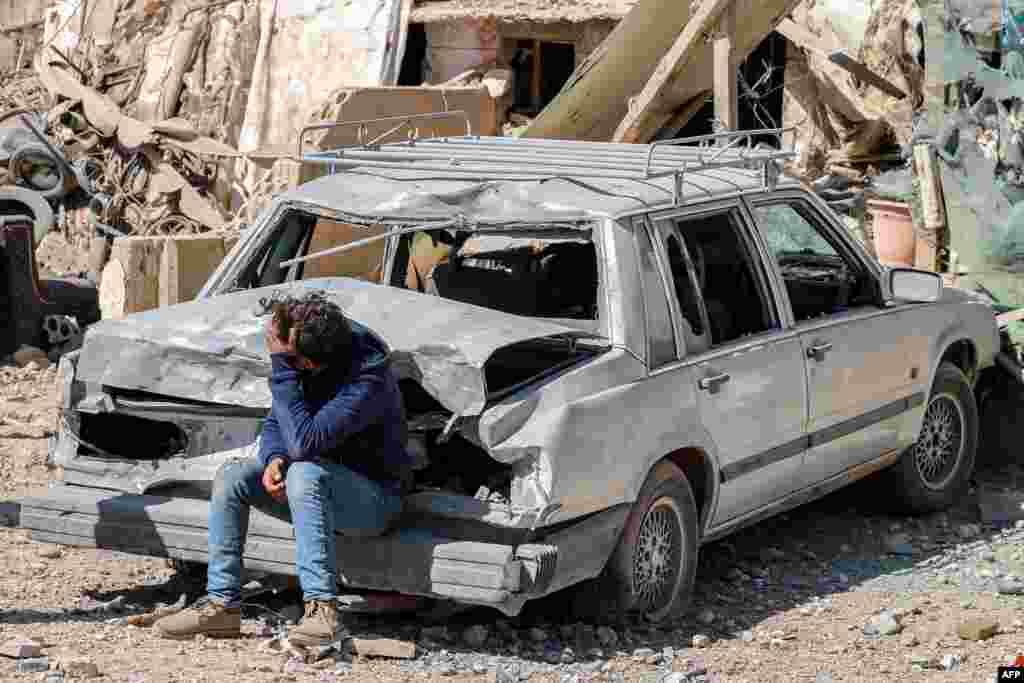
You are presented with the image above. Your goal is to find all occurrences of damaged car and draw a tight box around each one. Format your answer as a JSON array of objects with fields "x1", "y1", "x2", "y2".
[{"x1": 6, "y1": 125, "x2": 1009, "y2": 622}]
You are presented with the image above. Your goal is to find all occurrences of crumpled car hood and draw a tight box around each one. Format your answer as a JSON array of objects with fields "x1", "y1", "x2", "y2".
[{"x1": 76, "y1": 278, "x2": 596, "y2": 416}]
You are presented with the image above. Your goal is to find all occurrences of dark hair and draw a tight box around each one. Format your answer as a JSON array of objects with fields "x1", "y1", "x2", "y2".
[{"x1": 257, "y1": 290, "x2": 353, "y2": 366}]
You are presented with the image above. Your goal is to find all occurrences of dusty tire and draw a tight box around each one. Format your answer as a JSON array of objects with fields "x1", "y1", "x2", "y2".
[
  {"x1": 597, "y1": 461, "x2": 700, "y2": 623},
  {"x1": 890, "y1": 361, "x2": 978, "y2": 514}
]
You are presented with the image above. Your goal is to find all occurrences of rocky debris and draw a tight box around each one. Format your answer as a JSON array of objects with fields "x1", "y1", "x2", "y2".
[
  {"x1": 884, "y1": 533, "x2": 915, "y2": 555},
  {"x1": 12, "y1": 346, "x2": 49, "y2": 369},
  {"x1": 16, "y1": 657, "x2": 49, "y2": 673},
  {"x1": 56, "y1": 657, "x2": 100, "y2": 679},
  {"x1": 957, "y1": 524, "x2": 982, "y2": 539},
  {"x1": 957, "y1": 618, "x2": 999, "y2": 641},
  {"x1": 940, "y1": 653, "x2": 964, "y2": 672},
  {"x1": 0, "y1": 637, "x2": 43, "y2": 658},
  {"x1": 462, "y1": 624, "x2": 489, "y2": 648},
  {"x1": 864, "y1": 611, "x2": 903, "y2": 636},
  {"x1": 997, "y1": 577, "x2": 1024, "y2": 595},
  {"x1": 37, "y1": 545, "x2": 62, "y2": 559},
  {"x1": 350, "y1": 638, "x2": 416, "y2": 659},
  {"x1": 691, "y1": 634, "x2": 711, "y2": 648}
]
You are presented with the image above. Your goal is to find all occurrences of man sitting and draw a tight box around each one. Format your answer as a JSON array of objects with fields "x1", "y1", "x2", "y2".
[{"x1": 156, "y1": 291, "x2": 413, "y2": 645}]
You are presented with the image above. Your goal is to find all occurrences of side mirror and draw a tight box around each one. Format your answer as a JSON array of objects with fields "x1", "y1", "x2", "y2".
[{"x1": 889, "y1": 267, "x2": 942, "y2": 302}]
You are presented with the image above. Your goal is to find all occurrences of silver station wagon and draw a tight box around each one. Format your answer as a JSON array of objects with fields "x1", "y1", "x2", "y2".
[{"x1": 8, "y1": 116, "x2": 1006, "y2": 622}]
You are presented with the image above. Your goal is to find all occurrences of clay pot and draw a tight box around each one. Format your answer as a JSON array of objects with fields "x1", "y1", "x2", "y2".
[{"x1": 868, "y1": 199, "x2": 915, "y2": 267}]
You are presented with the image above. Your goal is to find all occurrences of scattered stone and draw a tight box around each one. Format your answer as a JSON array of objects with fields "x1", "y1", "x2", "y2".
[
  {"x1": 840, "y1": 544, "x2": 853, "y2": 553},
  {"x1": 957, "y1": 524, "x2": 981, "y2": 539},
  {"x1": 815, "y1": 673, "x2": 834, "y2": 683},
  {"x1": 37, "y1": 546, "x2": 62, "y2": 559},
  {"x1": 350, "y1": 638, "x2": 416, "y2": 659},
  {"x1": 692, "y1": 634, "x2": 711, "y2": 648},
  {"x1": 901, "y1": 633, "x2": 919, "y2": 647},
  {"x1": 16, "y1": 657, "x2": 49, "y2": 673},
  {"x1": 909, "y1": 654, "x2": 934, "y2": 669},
  {"x1": 420, "y1": 626, "x2": 448, "y2": 642},
  {"x1": 1, "y1": 637, "x2": 42, "y2": 658},
  {"x1": 528, "y1": 627, "x2": 548, "y2": 643},
  {"x1": 595, "y1": 626, "x2": 618, "y2": 649},
  {"x1": 957, "y1": 619, "x2": 999, "y2": 641},
  {"x1": 57, "y1": 658, "x2": 100, "y2": 679},
  {"x1": 885, "y1": 533, "x2": 915, "y2": 555},
  {"x1": 697, "y1": 608, "x2": 716, "y2": 625},
  {"x1": 997, "y1": 578, "x2": 1024, "y2": 595},
  {"x1": 462, "y1": 625, "x2": 489, "y2": 648},
  {"x1": 44, "y1": 672, "x2": 64, "y2": 683},
  {"x1": 632, "y1": 648, "x2": 655, "y2": 658},
  {"x1": 13, "y1": 346, "x2": 49, "y2": 368},
  {"x1": 864, "y1": 613, "x2": 903, "y2": 636},
  {"x1": 940, "y1": 653, "x2": 963, "y2": 672},
  {"x1": 662, "y1": 673, "x2": 687, "y2": 683},
  {"x1": 739, "y1": 630, "x2": 754, "y2": 643}
]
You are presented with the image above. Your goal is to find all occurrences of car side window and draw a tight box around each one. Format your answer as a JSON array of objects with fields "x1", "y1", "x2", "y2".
[
  {"x1": 661, "y1": 210, "x2": 778, "y2": 348},
  {"x1": 634, "y1": 217, "x2": 676, "y2": 368},
  {"x1": 752, "y1": 201, "x2": 876, "y2": 323}
]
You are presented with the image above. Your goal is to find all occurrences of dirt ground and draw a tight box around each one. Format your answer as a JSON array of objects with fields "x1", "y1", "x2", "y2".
[{"x1": 2, "y1": 361, "x2": 1024, "y2": 683}]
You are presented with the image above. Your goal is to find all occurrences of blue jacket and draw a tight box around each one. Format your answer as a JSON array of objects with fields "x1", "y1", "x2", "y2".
[{"x1": 256, "y1": 320, "x2": 412, "y2": 491}]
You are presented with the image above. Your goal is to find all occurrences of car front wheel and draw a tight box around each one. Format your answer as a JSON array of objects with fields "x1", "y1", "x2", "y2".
[{"x1": 891, "y1": 361, "x2": 978, "y2": 513}]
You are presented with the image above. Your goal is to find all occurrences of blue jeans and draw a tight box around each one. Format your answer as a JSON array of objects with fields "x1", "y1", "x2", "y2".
[{"x1": 206, "y1": 459, "x2": 403, "y2": 607}]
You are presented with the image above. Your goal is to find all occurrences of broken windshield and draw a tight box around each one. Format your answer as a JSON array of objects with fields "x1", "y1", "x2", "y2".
[{"x1": 226, "y1": 209, "x2": 600, "y2": 326}]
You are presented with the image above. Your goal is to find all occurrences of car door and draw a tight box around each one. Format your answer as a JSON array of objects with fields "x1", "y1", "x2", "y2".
[
  {"x1": 648, "y1": 204, "x2": 810, "y2": 525},
  {"x1": 746, "y1": 193, "x2": 932, "y2": 486}
]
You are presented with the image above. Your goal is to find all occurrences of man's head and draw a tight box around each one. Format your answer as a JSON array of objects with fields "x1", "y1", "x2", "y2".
[{"x1": 259, "y1": 291, "x2": 353, "y2": 371}]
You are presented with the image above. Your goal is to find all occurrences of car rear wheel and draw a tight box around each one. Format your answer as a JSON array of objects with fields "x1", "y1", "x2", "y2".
[
  {"x1": 603, "y1": 461, "x2": 699, "y2": 622},
  {"x1": 890, "y1": 361, "x2": 978, "y2": 513}
]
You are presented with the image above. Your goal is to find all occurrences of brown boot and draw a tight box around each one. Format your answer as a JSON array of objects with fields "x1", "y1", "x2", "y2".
[
  {"x1": 288, "y1": 600, "x2": 342, "y2": 647},
  {"x1": 154, "y1": 599, "x2": 241, "y2": 640}
]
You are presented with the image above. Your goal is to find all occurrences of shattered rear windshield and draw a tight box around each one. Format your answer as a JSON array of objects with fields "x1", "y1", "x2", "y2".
[{"x1": 230, "y1": 209, "x2": 600, "y2": 323}]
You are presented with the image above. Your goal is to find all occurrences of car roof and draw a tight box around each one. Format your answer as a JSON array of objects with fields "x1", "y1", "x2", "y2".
[{"x1": 280, "y1": 135, "x2": 803, "y2": 225}]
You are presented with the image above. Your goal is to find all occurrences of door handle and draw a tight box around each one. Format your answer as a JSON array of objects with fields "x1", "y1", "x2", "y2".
[
  {"x1": 698, "y1": 372, "x2": 731, "y2": 392},
  {"x1": 807, "y1": 341, "x2": 833, "y2": 361}
]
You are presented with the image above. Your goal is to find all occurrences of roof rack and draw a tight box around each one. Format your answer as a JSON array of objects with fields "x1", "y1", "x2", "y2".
[{"x1": 297, "y1": 112, "x2": 797, "y2": 205}]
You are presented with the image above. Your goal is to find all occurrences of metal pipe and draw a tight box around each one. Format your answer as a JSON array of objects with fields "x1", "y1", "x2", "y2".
[
  {"x1": 350, "y1": 135, "x2": 789, "y2": 164},
  {"x1": 279, "y1": 221, "x2": 456, "y2": 269},
  {"x1": 297, "y1": 111, "x2": 473, "y2": 158}
]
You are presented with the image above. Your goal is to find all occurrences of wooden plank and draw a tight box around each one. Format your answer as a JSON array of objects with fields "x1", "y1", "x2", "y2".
[
  {"x1": 0, "y1": 19, "x2": 43, "y2": 33},
  {"x1": 913, "y1": 144, "x2": 947, "y2": 229},
  {"x1": 159, "y1": 235, "x2": 227, "y2": 307},
  {"x1": 613, "y1": 0, "x2": 736, "y2": 143},
  {"x1": 524, "y1": 0, "x2": 700, "y2": 142},
  {"x1": 775, "y1": 19, "x2": 906, "y2": 100},
  {"x1": 827, "y1": 52, "x2": 907, "y2": 100},
  {"x1": 713, "y1": 4, "x2": 737, "y2": 132},
  {"x1": 613, "y1": 0, "x2": 801, "y2": 143}
]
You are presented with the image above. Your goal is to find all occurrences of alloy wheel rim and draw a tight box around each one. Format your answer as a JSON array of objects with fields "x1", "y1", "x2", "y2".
[
  {"x1": 913, "y1": 392, "x2": 965, "y2": 491},
  {"x1": 633, "y1": 496, "x2": 683, "y2": 618}
]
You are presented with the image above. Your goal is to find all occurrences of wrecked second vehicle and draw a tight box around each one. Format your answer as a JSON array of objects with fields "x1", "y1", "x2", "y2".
[{"x1": 8, "y1": 125, "x2": 1009, "y2": 622}]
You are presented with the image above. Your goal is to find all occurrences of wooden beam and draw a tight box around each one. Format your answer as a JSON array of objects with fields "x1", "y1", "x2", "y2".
[
  {"x1": 653, "y1": 90, "x2": 711, "y2": 140},
  {"x1": 614, "y1": 0, "x2": 736, "y2": 143},
  {"x1": 0, "y1": 19, "x2": 43, "y2": 34},
  {"x1": 613, "y1": 0, "x2": 802, "y2": 144},
  {"x1": 774, "y1": 19, "x2": 906, "y2": 100},
  {"x1": 713, "y1": 3, "x2": 737, "y2": 132}
]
